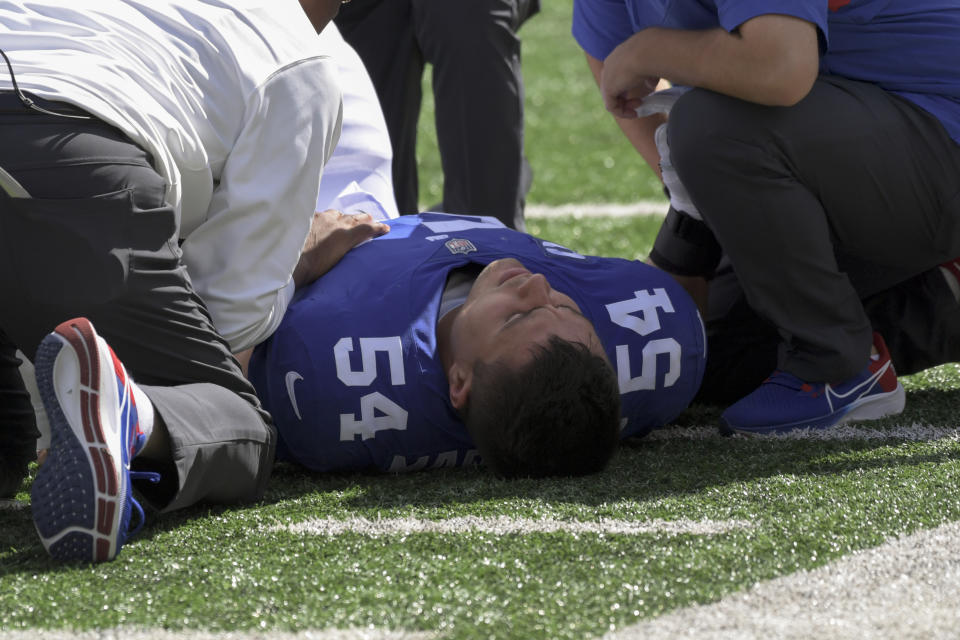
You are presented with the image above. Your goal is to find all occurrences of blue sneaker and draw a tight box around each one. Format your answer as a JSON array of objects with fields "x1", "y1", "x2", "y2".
[
  {"x1": 31, "y1": 317, "x2": 158, "y2": 563},
  {"x1": 721, "y1": 333, "x2": 905, "y2": 434}
]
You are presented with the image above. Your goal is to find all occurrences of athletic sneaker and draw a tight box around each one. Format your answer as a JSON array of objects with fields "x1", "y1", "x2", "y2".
[
  {"x1": 30, "y1": 317, "x2": 158, "y2": 563},
  {"x1": 721, "y1": 333, "x2": 905, "y2": 435}
]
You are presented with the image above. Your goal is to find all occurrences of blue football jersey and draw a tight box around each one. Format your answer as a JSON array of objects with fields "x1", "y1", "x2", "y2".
[{"x1": 248, "y1": 213, "x2": 706, "y2": 473}]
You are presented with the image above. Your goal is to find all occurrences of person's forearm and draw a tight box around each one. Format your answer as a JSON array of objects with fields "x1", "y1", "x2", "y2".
[
  {"x1": 603, "y1": 15, "x2": 819, "y2": 115},
  {"x1": 618, "y1": 113, "x2": 665, "y2": 180},
  {"x1": 585, "y1": 52, "x2": 665, "y2": 178}
]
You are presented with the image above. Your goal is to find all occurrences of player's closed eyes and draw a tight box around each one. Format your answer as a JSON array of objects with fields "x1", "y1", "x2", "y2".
[{"x1": 504, "y1": 304, "x2": 583, "y2": 327}]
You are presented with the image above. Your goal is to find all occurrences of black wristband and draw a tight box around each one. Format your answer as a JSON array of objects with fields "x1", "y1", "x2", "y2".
[{"x1": 649, "y1": 207, "x2": 722, "y2": 278}]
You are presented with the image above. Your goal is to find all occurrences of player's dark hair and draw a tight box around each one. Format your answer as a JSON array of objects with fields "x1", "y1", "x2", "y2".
[{"x1": 462, "y1": 335, "x2": 621, "y2": 479}]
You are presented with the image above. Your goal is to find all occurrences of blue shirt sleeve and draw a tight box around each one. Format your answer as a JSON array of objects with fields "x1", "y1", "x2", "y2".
[
  {"x1": 573, "y1": 1, "x2": 826, "y2": 62},
  {"x1": 714, "y1": 1, "x2": 826, "y2": 44},
  {"x1": 572, "y1": 0, "x2": 663, "y2": 61}
]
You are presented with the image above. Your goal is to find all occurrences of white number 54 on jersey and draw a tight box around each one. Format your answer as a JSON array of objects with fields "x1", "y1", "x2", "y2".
[
  {"x1": 605, "y1": 288, "x2": 681, "y2": 393},
  {"x1": 333, "y1": 336, "x2": 408, "y2": 441}
]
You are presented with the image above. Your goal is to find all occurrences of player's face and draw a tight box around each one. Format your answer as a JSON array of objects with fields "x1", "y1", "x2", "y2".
[{"x1": 449, "y1": 258, "x2": 603, "y2": 371}]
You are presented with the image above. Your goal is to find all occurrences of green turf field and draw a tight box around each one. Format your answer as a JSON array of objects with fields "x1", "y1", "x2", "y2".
[
  {"x1": 3, "y1": 216, "x2": 960, "y2": 638},
  {"x1": 4, "y1": 1, "x2": 960, "y2": 638},
  {"x1": 3, "y1": 371, "x2": 960, "y2": 639}
]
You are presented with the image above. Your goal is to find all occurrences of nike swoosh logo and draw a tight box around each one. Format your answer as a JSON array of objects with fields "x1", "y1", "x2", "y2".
[
  {"x1": 285, "y1": 371, "x2": 304, "y2": 420},
  {"x1": 825, "y1": 360, "x2": 888, "y2": 412}
]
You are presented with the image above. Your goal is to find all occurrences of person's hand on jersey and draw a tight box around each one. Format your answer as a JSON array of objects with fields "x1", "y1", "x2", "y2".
[{"x1": 293, "y1": 209, "x2": 390, "y2": 289}]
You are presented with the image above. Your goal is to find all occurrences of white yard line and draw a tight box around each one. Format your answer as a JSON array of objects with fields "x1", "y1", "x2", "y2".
[
  {"x1": 275, "y1": 515, "x2": 751, "y2": 537},
  {"x1": 0, "y1": 630, "x2": 434, "y2": 640},
  {"x1": 526, "y1": 201, "x2": 668, "y2": 218},
  {"x1": 645, "y1": 423, "x2": 960, "y2": 442},
  {"x1": 605, "y1": 520, "x2": 960, "y2": 640}
]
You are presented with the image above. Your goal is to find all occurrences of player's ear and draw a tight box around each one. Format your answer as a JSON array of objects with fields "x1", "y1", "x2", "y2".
[{"x1": 448, "y1": 362, "x2": 472, "y2": 410}]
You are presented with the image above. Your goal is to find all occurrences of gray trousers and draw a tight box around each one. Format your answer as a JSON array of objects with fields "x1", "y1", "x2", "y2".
[
  {"x1": 667, "y1": 76, "x2": 960, "y2": 383},
  {"x1": 0, "y1": 93, "x2": 275, "y2": 512},
  {"x1": 335, "y1": 0, "x2": 537, "y2": 230}
]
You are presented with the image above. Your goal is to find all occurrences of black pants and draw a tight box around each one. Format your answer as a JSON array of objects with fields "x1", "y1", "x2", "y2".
[
  {"x1": 0, "y1": 93, "x2": 275, "y2": 510},
  {"x1": 669, "y1": 76, "x2": 960, "y2": 383},
  {"x1": 0, "y1": 332, "x2": 36, "y2": 498},
  {"x1": 335, "y1": 0, "x2": 537, "y2": 230},
  {"x1": 697, "y1": 261, "x2": 960, "y2": 405}
]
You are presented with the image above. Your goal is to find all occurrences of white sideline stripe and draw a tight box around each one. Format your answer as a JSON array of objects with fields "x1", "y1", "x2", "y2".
[
  {"x1": 604, "y1": 520, "x2": 960, "y2": 640},
  {"x1": 276, "y1": 515, "x2": 751, "y2": 537},
  {"x1": 645, "y1": 423, "x2": 960, "y2": 442},
  {"x1": 526, "y1": 201, "x2": 667, "y2": 218},
  {"x1": 0, "y1": 630, "x2": 434, "y2": 640}
]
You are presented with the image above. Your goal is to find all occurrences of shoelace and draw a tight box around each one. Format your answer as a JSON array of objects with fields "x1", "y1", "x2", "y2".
[
  {"x1": 127, "y1": 470, "x2": 161, "y2": 536},
  {"x1": 765, "y1": 371, "x2": 823, "y2": 397},
  {"x1": 764, "y1": 370, "x2": 802, "y2": 388}
]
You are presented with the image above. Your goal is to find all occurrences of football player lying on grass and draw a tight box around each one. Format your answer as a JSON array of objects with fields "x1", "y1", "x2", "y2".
[
  {"x1": 31, "y1": 207, "x2": 955, "y2": 481},
  {"x1": 248, "y1": 205, "x2": 960, "y2": 479},
  {"x1": 246, "y1": 210, "x2": 707, "y2": 478}
]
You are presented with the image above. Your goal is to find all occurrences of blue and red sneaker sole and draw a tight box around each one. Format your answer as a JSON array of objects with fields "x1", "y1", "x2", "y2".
[{"x1": 31, "y1": 318, "x2": 136, "y2": 563}]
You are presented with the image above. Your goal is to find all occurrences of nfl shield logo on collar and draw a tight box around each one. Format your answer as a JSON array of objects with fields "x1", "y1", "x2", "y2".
[{"x1": 445, "y1": 238, "x2": 477, "y2": 255}]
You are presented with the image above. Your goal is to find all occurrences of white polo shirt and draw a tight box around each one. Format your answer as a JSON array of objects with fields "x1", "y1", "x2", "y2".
[
  {"x1": 0, "y1": 0, "x2": 343, "y2": 351},
  {"x1": 316, "y1": 23, "x2": 398, "y2": 220}
]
